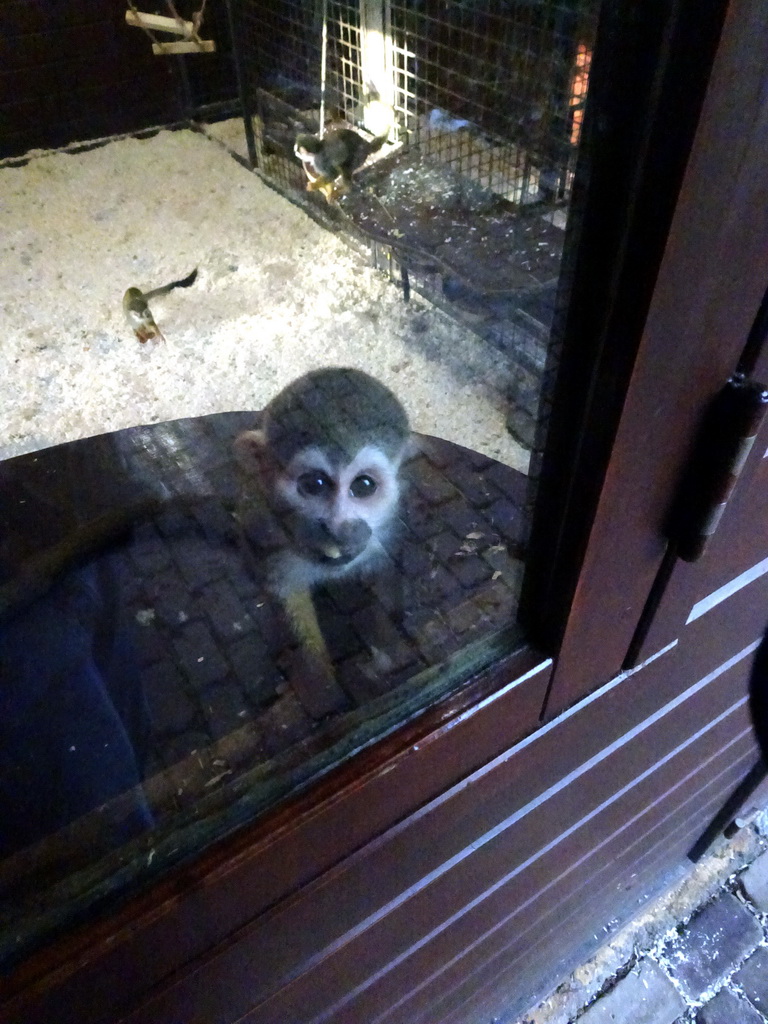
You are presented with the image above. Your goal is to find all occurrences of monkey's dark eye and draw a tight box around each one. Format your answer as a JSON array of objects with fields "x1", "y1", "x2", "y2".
[
  {"x1": 350, "y1": 475, "x2": 377, "y2": 498},
  {"x1": 298, "y1": 471, "x2": 333, "y2": 497}
]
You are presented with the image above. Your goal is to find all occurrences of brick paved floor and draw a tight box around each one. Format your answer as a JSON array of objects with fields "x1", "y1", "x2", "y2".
[{"x1": 514, "y1": 822, "x2": 768, "y2": 1024}]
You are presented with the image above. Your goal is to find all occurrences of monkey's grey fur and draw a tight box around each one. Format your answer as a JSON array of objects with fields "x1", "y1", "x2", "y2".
[{"x1": 262, "y1": 367, "x2": 410, "y2": 467}]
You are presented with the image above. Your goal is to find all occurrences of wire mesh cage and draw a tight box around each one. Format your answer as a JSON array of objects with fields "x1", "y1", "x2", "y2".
[
  {"x1": 388, "y1": 1, "x2": 593, "y2": 205},
  {"x1": 229, "y1": 0, "x2": 601, "y2": 447}
]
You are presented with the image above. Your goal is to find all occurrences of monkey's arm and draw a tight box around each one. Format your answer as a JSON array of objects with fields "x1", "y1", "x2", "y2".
[
  {"x1": 282, "y1": 589, "x2": 333, "y2": 668},
  {"x1": 281, "y1": 588, "x2": 348, "y2": 717}
]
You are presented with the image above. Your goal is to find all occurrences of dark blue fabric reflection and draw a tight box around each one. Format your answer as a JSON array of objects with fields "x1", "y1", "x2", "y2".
[{"x1": 0, "y1": 555, "x2": 153, "y2": 858}]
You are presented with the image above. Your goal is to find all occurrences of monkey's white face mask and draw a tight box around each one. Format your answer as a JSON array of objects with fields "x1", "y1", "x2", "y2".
[
  {"x1": 275, "y1": 443, "x2": 402, "y2": 568},
  {"x1": 234, "y1": 427, "x2": 406, "y2": 598}
]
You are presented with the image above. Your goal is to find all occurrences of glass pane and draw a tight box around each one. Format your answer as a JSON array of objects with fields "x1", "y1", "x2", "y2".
[{"x1": 0, "y1": 0, "x2": 600, "y2": 963}]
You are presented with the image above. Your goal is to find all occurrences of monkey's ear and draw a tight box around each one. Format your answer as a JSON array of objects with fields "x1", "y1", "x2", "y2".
[
  {"x1": 233, "y1": 429, "x2": 268, "y2": 474},
  {"x1": 397, "y1": 433, "x2": 419, "y2": 467}
]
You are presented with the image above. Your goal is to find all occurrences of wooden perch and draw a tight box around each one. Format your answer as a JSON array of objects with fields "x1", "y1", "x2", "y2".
[
  {"x1": 152, "y1": 39, "x2": 216, "y2": 53},
  {"x1": 125, "y1": 8, "x2": 216, "y2": 53},
  {"x1": 125, "y1": 10, "x2": 195, "y2": 37}
]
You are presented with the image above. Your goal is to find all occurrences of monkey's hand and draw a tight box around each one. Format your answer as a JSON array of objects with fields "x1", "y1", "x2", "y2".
[
  {"x1": 306, "y1": 178, "x2": 338, "y2": 204},
  {"x1": 135, "y1": 324, "x2": 164, "y2": 344}
]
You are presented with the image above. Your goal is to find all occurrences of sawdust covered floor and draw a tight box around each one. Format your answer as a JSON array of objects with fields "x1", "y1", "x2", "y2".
[{"x1": 0, "y1": 126, "x2": 529, "y2": 472}]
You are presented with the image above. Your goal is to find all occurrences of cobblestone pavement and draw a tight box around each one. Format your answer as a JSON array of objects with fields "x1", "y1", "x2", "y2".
[{"x1": 513, "y1": 818, "x2": 768, "y2": 1024}]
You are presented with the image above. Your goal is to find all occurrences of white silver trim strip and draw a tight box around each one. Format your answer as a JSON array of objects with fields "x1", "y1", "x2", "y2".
[{"x1": 686, "y1": 554, "x2": 768, "y2": 623}]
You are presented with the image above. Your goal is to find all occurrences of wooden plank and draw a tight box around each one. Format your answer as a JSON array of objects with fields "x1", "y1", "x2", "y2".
[
  {"x1": 151, "y1": 40, "x2": 216, "y2": 54},
  {"x1": 125, "y1": 10, "x2": 195, "y2": 36},
  {"x1": 117, "y1": 649, "x2": 752, "y2": 1023},
  {"x1": 364, "y1": 728, "x2": 755, "y2": 1024}
]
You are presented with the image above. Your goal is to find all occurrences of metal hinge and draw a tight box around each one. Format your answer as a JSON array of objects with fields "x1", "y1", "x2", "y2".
[{"x1": 667, "y1": 373, "x2": 768, "y2": 562}]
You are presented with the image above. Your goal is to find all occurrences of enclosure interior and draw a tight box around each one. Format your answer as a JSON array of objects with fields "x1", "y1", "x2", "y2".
[
  {"x1": 1, "y1": 0, "x2": 599, "y2": 967},
  {"x1": 237, "y1": 0, "x2": 598, "y2": 447}
]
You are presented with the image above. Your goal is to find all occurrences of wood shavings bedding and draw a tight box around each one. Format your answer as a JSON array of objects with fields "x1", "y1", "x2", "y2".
[{"x1": 0, "y1": 126, "x2": 528, "y2": 473}]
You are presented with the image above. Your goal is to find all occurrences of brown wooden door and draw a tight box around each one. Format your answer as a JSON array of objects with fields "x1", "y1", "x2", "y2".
[
  {"x1": 527, "y1": 0, "x2": 768, "y2": 716},
  {"x1": 631, "y1": 293, "x2": 768, "y2": 664}
]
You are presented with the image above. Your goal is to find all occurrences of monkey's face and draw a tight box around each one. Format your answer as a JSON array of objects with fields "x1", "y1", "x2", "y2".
[
  {"x1": 235, "y1": 368, "x2": 410, "y2": 590},
  {"x1": 274, "y1": 444, "x2": 401, "y2": 568},
  {"x1": 295, "y1": 144, "x2": 323, "y2": 187},
  {"x1": 294, "y1": 135, "x2": 321, "y2": 160}
]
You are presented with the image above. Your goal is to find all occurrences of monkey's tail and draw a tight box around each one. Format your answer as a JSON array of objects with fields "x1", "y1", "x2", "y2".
[
  {"x1": 143, "y1": 267, "x2": 198, "y2": 301},
  {"x1": 0, "y1": 506, "x2": 152, "y2": 621},
  {"x1": 0, "y1": 495, "x2": 225, "y2": 620}
]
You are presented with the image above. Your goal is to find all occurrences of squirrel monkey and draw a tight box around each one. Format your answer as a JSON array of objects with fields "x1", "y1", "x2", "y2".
[
  {"x1": 234, "y1": 367, "x2": 411, "y2": 686},
  {"x1": 294, "y1": 128, "x2": 388, "y2": 203},
  {"x1": 122, "y1": 267, "x2": 197, "y2": 343},
  {"x1": 1, "y1": 369, "x2": 411, "y2": 703}
]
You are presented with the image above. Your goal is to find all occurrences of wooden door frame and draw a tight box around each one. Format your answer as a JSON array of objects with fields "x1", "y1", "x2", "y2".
[{"x1": 522, "y1": 0, "x2": 768, "y2": 713}]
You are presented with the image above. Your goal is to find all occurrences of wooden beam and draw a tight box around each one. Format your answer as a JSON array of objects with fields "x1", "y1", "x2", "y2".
[
  {"x1": 151, "y1": 39, "x2": 216, "y2": 54},
  {"x1": 125, "y1": 9, "x2": 193, "y2": 37}
]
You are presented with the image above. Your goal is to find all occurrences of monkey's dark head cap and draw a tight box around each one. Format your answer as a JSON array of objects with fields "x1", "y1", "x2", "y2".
[{"x1": 263, "y1": 367, "x2": 410, "y2": 466}]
